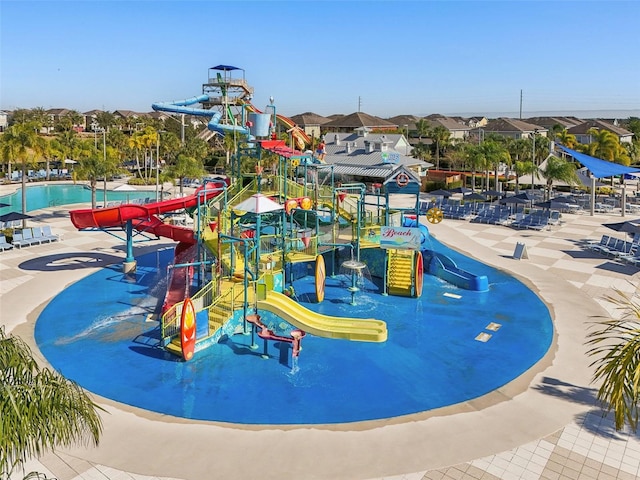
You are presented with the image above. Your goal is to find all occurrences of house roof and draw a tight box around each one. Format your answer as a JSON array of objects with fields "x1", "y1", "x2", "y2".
[
  {"x1": 566, "y1": 119, "x2": 632, "y2": 137},
  {"x1": 46, "y1": 108, "x2": 71, "y2": 115},
  {"x1": 483, "y1": 117, "x2": 549, "y2": 133},
  {"x1": 525, "y1": 116, "x2": 583, "y2": 129},
  {"x1": 113, "y1": 110, "x2": 143, "y2": 118},
  {"x1": 426, "y1": 117, "x2": 471, "y2": 132},
  {"x1": 386, "y1": 115, "x2": 419, "y2": 129},
  {"x1": 289, "y1": 112, "x2": 331, "y2": 126},
  {"x1": 322, "y1": 111, "x2": 395, "y2": 129},
  {"x1": 321, "y1": 131, "x2": 432, "y2": 174}
]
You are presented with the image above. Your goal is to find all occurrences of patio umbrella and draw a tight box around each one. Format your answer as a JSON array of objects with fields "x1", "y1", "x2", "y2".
[
  {"x1": 0, "y1": 211, "x2": 33, "y2": 223},
  {"x1": 463, "y1": 192, "x2": 486, "y2": 201},
  {"x1": 481, "y1": 189, "x2": 503, "y2": 199},
  {"x1": 427, "y1": 189, "x2": 452, "y2": 197},
  {"x1": 450, "y1": 187, "x2": 472, "y2": 194},
  {"x1": 513, "y1": 192, "x2": 537, "y2": 201},
  {"x1": 534, "y1": 200, "x2": 553, "y2": 209},
  {"x1": 500, "y1": 196, "x2": 529, "y2": 205},
  {"x1": 603, "y1": 219, "x2": 640, "y2": 235}
]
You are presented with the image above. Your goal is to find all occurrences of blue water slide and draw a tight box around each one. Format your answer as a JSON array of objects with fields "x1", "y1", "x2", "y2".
[
  {"x1": 413, "y1": 223, "x2": 488, "y2": 291},
  {"x1": 152, "y1": 95, "x2": 251, "y2": 137}
]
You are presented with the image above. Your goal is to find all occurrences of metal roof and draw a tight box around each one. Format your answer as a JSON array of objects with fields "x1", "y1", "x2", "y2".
[{"x1": 328, "y1": 164, "x2": 399, "y2": 178}]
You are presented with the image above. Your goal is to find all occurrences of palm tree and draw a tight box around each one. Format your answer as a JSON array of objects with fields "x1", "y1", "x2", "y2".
[
  {"x1": 586, "y1": 288, "x2": 640, "y2": 432},
  {"x1": 466, "y1": 143, "x2": 485, "y2": 191},
  {"x1": 166, "y1": 154, "x2": 205, "y2": 195},
  {"x1": 586, "y1": 128, "x2": 620, "y2": 161},
  {"x1": 507, "y1": 138, "x2": 532, "y2": 193},
  {"x1": 415, "y1": 118, "x2": 430, "y2": 142},
  {"x1": 0, "y1": 122, "x2": 45, "y2": 227},
  {"x1": 539, "y1": 155, "x2": 579, "y2": 200},
  {"x1": 0, "y1": 326, "x2": 103, "y2": 478},
  {"x1": 428, "y1": 125, "x2": 451, "y2": 170},
  {"x1": 555, "y1": 129, "x2": 577, "y2": 149}
]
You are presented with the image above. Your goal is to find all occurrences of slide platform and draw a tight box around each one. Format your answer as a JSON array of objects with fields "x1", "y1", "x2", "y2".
[{"x1": 257, "y1": 291, "x2": 387, "y2": 342}]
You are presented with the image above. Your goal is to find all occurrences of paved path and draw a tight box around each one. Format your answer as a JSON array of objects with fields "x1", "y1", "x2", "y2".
[{"x1": 2, "y1": 192, "x2": 640, "y2": 480}]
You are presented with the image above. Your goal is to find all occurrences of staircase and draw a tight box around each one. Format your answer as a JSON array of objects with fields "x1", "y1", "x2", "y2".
[{"x1": 387, "y1": 250, "x2": 415, "y2": 297}]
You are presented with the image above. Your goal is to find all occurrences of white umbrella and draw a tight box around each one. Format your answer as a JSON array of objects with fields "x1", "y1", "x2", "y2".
[{"x1": 113, "y1": 184, "x2": 137, "y2": 191}]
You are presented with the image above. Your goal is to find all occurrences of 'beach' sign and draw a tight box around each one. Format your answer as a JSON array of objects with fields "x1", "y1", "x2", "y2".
[{"x1": 379, "y1": 226, "x2": 420, "y2": 250}]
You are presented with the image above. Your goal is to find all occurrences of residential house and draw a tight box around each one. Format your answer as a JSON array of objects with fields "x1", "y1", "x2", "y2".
[
  {"x1": 567, "y1": 119, "x2": 633, "y2": 144},
  {"x1": 321, "y1": 111, "x2": 396, "y2": 133},
  {"x1": 423, "y1": 116, "x2": 471, "y2": 141},
  {"x1": 44, "y1": 108, "x2": 72, "y2": 133},
  {"x1": 289, "y1": 112, "x2": 331, "y2": 140},
  {"x1": 113, "y1": 110, "x2": 146, "y2": 132},
  {"x1": 477, "y1": 117, "x2": 549, "y2": 140},
  {"x1": 0, "y1": 110, "x2": 8, "y2": 132},
  {"x1": 83, "y1": 109, "x2": 103, "y2": 131},
  {"x1": 320, "y1": 129, "x2": 432, "y2": 186},
  {"x1": 525, "y1": 116, "x2": 582, "y2": 133},
  {"x1": 386, "y1": 114, "x2": 420, "y2": 133}
]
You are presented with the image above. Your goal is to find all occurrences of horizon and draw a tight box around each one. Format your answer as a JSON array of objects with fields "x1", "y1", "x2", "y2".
[{"x1": 2, "y1": 1, "x2": 639, "y2": 118}]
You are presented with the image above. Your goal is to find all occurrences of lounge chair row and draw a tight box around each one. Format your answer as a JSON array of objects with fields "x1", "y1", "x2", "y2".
[
  {"x1": 10, "y1": 226, "x2": 60, "y2": 248},
  {"x1": 510, "y1": 211, "x2": 560, "y2": 231},
  {"x1": 587, "y1": 235, "x2": 639, "y2": 262}
]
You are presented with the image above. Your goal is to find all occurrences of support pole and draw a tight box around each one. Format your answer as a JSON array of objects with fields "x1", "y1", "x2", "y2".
[{"x1": 123, "y1": 219, "x2": 137, "y2": 273}]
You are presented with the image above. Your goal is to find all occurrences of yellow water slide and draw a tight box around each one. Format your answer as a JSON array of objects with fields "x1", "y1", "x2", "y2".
[{"x1": 257, "y1": 291, "x2": 387, "y2": 342}]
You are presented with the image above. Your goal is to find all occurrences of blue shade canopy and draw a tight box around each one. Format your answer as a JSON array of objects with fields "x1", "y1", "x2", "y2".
[
  {"x1": 210, "y1": 65, "x2": 242, "y2": 71},
  {"x1": 556, "y1": 144, "x2": 640, "y2": 178}
]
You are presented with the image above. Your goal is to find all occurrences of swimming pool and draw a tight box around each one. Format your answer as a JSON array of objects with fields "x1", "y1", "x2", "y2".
[
  {"x1": 34, "y1": 235, "x2": 553, "y2": 425},
  {"x1": 0, "y1": 184, "x2": 153, "y2": 214}
]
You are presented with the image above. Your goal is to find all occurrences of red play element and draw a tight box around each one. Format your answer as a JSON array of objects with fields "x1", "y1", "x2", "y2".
[
  {"x1": 240, "y1": 229, "x2": 256, "y2": 239},
  {"x1": 300, "y1": 236, "x2": 310, "y2": 248},
  {"x1": 245, "y1": 314, "x2": 306, "y2": 357},
  {"x1": 180, "y1": 297, "x2": 196, "y2": 361},
  {"x1": 69, "y1": 185, "x2": 224, "y2": 241},
  {"x1": 338, "y1": 192, "x2": 347, "y2": 203},
  {"x1": 415, "y1": 251, "x2": 424, "y2": 298},
  {"x1": 259, "y1": 139, "x2": 304, "y2": 158},
  {"x1": 162, "y1": 242, "x2": 197, "y2": 315}
]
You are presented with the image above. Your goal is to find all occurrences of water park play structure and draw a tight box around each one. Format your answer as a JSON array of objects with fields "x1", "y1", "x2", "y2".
[{"x1": 68, "y1": 65, "x2": 488, "y2": 365}]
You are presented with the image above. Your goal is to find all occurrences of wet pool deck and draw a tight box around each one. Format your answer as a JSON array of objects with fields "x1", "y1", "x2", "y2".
[{"x1": 2, "y1": 183, "x2": 640, "y2": 480}]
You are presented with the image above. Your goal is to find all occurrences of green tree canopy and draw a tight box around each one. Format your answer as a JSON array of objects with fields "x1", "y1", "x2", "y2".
[{"x1": 0, "y1": 327, "x2": 103, "y2": 478}]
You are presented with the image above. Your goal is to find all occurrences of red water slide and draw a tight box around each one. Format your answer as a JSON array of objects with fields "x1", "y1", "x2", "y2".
[{"x1": 69, "y1": 186, "x2": 223, "y2": 243}]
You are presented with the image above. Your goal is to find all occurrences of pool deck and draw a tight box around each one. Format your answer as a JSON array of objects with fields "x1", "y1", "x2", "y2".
[{"x1": 2, "y1": 183, "x2": 640, "y2": 480}]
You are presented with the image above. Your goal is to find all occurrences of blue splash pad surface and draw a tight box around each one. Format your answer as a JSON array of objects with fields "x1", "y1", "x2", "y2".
[{"x1": 35, "y1": 239, "x2": 553, "y2": 425}]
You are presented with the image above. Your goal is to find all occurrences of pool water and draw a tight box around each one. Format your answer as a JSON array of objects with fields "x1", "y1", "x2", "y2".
[
  {"x1": 0, "y1": 184, "x2": 152, "y2": 214},
  {"x1": 34, "y1": 236, "x2": 553, "y2": 425}
]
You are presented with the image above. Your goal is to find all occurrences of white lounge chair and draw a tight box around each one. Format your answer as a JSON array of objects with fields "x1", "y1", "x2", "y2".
[
  {"x1": 41, "y1": 225, "x2": 60, "y2": 242},
  {"x1": 32, "y1": 226, "x2": 52, "y2": 243},
  {"x1": 21, "y1": 228, "x2": 41, "y2": 246},
  {"x1": 0, "y1": 235, "x2": 13, "y2": 251},
  {"x1": 11, "y1": 233, "x2": 30, "y2": 248}
]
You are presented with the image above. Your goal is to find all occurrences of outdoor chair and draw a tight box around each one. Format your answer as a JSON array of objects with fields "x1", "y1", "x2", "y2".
[
  {"x1": 11, "y1": 232, "x2": 31, "y2": 248},
  {"x1": 31, "y1": 226, "x2": 52, "y2": 243},
  {"x1": 21, "y1": 228, "x2": 41, "y2": 246},
  {"x1": 41, "y1": 225, "x2": 60, "y2": 242},
  {"x1": 0, "y1": 235, "x2": 13, "y2": 251},
  {"x1": 588, "y1": 235, "x2": 611, "y2": 252}
]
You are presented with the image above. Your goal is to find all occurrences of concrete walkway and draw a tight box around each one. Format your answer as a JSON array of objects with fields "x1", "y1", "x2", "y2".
[{"x1": 2, "y1": 189, "x2": 640, "y2": 480}]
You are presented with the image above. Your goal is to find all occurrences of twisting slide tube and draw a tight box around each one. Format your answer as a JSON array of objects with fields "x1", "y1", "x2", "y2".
[{"x1": 152, "y1": 95, "x2": 251, "y2": 137}]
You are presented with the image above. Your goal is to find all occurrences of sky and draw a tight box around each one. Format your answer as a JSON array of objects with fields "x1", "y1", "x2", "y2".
[{"x1": 1, "y1": 0, "x2": 639, "y2": 119}]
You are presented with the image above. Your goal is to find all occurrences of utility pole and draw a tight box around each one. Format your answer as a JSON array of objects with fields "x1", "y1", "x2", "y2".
[{"x1": 519, "y1": 89, "x2": 523, "y2": 119}]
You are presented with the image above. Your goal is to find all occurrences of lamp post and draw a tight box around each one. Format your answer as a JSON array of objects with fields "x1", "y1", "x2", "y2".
[
  {"x1": 405, "y1": 125, "x2": 409, "y2": 155},
  {"x1": 529, "y1": 129, "x2": 539, "y2": 192},
  {"x1": 98, "y1": 128, "x2": 107, "y2": 207},
  {"x1": 155, "y1": 131, "x2": 161, "y2": 202}
]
